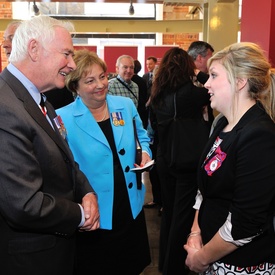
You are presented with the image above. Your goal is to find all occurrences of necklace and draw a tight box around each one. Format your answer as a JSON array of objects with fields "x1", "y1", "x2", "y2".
[{"x1": 98, "y1": 101, "x2": 108, "y2": 122}]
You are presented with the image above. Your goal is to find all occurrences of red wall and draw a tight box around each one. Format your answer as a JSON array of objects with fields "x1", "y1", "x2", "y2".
[
  {"x1": 144, "y1": 45, "x2": 178, "y2": 73},
  {"x1": 104, "y1": 46, "x2": 138, "y2": 74},
  {"x1": 74, "y1": 45, "x2": 97, "y2": 52},
  {"x1": 241, "y1": 0, "x2": 275, "y2": 66}
]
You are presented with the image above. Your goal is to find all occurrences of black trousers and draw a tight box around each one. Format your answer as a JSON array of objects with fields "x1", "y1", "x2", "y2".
[
  {"x1": 157, "y1": 152, "x2": 197, "y2": 275},
  {"x1": 148, "y1": 141, "x2": 162, "y2": 206}
]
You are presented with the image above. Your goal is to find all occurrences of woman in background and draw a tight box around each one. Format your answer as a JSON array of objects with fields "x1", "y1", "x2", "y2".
[
  {"x1": 150, "y1": 47, "x2": 212, "y2": 275},
  {"x1": 57, "y1": 50, "x2": 152, "y2": 275}
]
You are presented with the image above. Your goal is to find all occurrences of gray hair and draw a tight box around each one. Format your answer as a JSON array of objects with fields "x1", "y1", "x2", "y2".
[
  {"x1": 5, "y1": 21, "x2": 22, "y2": 31},
  {"x1": 116, "y1": 55, "x2": 134, "y2": 67},
  {"x1": 9, "y1": 16, "x2": 74, "y2": 63},
  {"x1": 187, "y1": 41, "x2": 214, "y2": 61}
]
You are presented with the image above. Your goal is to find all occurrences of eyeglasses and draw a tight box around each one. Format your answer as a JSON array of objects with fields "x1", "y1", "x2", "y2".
[{"x1": 121, "y1": 65, "x2": 134, "y2": 70}]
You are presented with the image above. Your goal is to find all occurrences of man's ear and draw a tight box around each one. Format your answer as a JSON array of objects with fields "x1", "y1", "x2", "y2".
[
  {"x1": 28, "y1": 39, "x2": 39, "y2": 61},
  {"x1": 196, "y1": 54, "x2": 203, "y2": 63}
]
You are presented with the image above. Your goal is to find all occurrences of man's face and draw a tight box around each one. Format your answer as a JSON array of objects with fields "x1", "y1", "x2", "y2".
[
  {"x1": 2, "y1": 24, "x2": 18, "y2": 59},
  {"x1": 36, "y1": 27, "x2": 76, "y2": 92},
  {"x1": 116, "y1": 57, "x2": 134, "y2": 83},
  {"x1": 195, "y1": 49, "x2": 213, "y2": 73},
  {"x1": 146, "y1": 59, "x2": 156, "y2": 72}
]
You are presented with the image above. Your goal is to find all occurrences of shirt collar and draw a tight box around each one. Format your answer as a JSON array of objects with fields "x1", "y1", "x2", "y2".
[
  {"x1": 7, "y1": 63, "x2": 41, "y2": 105},
  {"x1": 117, "y1": 74, "x2": 133, "y2": 88}
]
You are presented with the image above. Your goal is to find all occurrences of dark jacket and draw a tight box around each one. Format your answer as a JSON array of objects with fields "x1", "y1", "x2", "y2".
[
  {"x1": 199, "y1": 103, "x2": 275, "y2": 266},
  {"x1": 153, "y1": 81, "x2": 212, "y2": 172},
  {"x1": 44, "y1": 87, "x2": 74, "y2": 110},
  {"x1": 132, "y1": 74, "x2": 149, "y2": 128},
  {"x1": 154, "y1": 81, "x2": 211, "y2": 122},
  {"x1": 0, "y1": 68, "x2": 93, "y2": 275}
]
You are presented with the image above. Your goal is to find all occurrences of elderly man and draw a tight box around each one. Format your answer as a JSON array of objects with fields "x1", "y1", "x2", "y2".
[
  {"x1": 108, "y1": 54, "x2": 139, "y2": 107},
  {"x1": 2, "y1": 20, "x2": 74, "y2": 109},
  {"x1": 2, "y1": 21, "x2": 21, "y2": 59},
  {"x1": 0, "y1": 16, "x2": 99, "y2": 275}
]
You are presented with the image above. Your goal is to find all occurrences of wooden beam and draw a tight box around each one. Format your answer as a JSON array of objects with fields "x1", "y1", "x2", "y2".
[{"x1": 0, "y1": 18, "x2": 203, "y2": 33}]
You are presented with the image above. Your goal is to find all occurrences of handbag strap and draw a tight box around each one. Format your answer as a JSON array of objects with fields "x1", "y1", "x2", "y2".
[
  {"x1": 116, "y1": 77, "x2": 138, "y2": 101},
  {"x1": 173, "y1": 93, "x2": 177, "y2": 120},
  {"x1": 133, "y1": 117, "x2": 141, "y2": 149}
]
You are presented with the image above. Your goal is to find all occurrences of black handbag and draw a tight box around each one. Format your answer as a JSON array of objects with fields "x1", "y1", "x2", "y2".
[{"x1": 158, "y1": 93, "x2": 210, "y2": 171}]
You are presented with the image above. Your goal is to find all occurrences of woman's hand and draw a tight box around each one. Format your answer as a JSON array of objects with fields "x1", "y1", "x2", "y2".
[
  {"x1": 184, "y1": 245, "x2": 209, "y2": 273},
  {"x1": 134, "y1": 152, "x2": 152, "y2": 168},
  {"x1": 186, "y1": 231, "x2": 203, "y2": 250}
]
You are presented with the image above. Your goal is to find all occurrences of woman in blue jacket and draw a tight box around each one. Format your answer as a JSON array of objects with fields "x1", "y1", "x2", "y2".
[{"x1": 56, "y1": 50, "x2": 152, "y2": 275}]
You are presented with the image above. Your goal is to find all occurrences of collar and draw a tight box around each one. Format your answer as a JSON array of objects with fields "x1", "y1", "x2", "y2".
[
  {"x1": 117, "y1": 74, "x2": 133, "y2": 88},
  {"x1": 7, "y1": 63, "x2": 41, "y2": 105}
]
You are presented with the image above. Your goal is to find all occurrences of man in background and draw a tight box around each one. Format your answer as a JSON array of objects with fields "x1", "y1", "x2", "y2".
[
  {"x1": 142, "y1": 57, "x2": 162, "y2": 211},
  {"x1": 0, "y1": 16, "x2": 99, "y2": 275},
  {"x1": 2, "y1": 21, "x2": 21, "y2": 59},
  {"x1": 131, "y1": 59, "x2": 148, "y2": 128},
  {"x1": 109, "y1": 54, "x2": 139, "y2": 108},
  {"x1": 143, "y1": 56, "x2": 157, "y2": 97},
  {"x1": 187, "y1": 40, "x2": 214, "y2": 73},
  {"x1": 188, "y1": 41, "x2": 215, "y2": 123}
]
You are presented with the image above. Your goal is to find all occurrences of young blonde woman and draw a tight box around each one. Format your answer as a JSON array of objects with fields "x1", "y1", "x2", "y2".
[{"x1": 185, "y1": 42, "x2": 275, "y2": 275}]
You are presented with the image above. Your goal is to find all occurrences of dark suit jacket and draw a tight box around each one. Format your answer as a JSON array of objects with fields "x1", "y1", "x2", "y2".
[
  {"x1": 44, "y1": 87, "x2": 74, "y2": 110},
  {"x1": 132, "y1": 74, "x2": 148, "y2": 128},
  {"x1": 142, "y1": 72, "x2": 153, "y2": 97},
  {"x1": 0, "y1": 68, "x2": 93, "y2": 275}
]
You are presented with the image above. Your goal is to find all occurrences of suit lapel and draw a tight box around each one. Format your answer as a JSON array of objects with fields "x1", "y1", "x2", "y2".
[
  {"x1": 1, "y1": 69, "x2": 73, "y2": 159},
  {"x1": 108, "y1": 99, "x2": 124, "y2": 146},
  {"x1": 73, "y1": 98, "x2": 110, "y2": 146},
  {"x1": 73, "y1": 96, "x2": 125, "y2": 148}
]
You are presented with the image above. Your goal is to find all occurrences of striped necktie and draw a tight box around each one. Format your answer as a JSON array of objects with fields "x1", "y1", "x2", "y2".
[{"x1": 40, "y1": 94, "x2": 47, "y2": 116}]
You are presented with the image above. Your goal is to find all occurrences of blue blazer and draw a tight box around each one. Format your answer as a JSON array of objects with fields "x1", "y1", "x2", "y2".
[{"x1": 57, "y1": 95, "x2": 151, "y2": 229}]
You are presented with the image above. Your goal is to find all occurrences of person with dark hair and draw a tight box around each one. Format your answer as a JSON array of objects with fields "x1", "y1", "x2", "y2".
[
  {"x1": 188, "y1": 41, "x2": 214, "y2": 74},
  {"x1": 150, "y1": 47, "x2": 212, "y2": 275},
  {"x1": 188, "y1": 41, "x2": 215, "y2": 126},
  {"x1": 143, "y1": 56, "x2": 157, "y2": 97},
  {"x1": 131, "y1": 59, "x2": 148, "y2": 128},
  {"x1": 185, "y1": 42, "x2": 275, "y2": 275}
]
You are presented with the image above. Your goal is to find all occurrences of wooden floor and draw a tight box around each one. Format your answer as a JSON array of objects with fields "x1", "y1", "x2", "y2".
[
  {"x1": 141, "y1": 172, "x2": 197, "y2": 275},
  {"x1": 142, "y1": 172, "x2": 162, "y2": 275}
]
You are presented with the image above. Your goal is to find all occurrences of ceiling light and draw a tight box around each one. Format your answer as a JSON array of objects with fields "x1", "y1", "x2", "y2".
[
  {"x1": 33, "y1": 1, "x2": 40, "y2": 16},
  {"x1": 129, "y1": 0, "x2": 134, "y2": 16}
]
